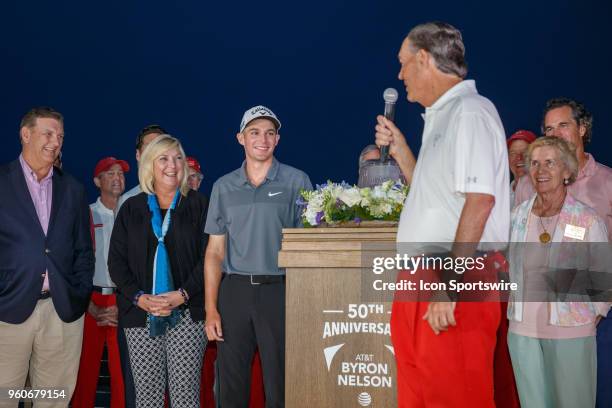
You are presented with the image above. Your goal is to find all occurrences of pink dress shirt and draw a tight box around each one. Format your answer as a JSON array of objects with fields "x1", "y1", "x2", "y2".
[{"x1": 19, "y1": 154, "x2": 53, "y2": 292}]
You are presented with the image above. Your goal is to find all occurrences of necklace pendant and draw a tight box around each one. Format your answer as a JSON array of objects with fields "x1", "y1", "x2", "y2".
[{"x1": 539, "y1": 232, "x2": 551, "y2": 243}]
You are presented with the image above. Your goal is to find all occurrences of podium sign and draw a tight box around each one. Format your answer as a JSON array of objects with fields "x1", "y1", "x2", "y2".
[{"x1": 279, "y1": 227, "x2": 398, "y2": 407}]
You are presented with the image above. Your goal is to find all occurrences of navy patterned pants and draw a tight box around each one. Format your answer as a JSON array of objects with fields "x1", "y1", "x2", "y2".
[{"x1": 124, "y1": 309, "x2": 206, "y2": 408}]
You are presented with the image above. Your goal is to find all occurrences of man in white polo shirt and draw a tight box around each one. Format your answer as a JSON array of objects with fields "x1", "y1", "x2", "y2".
[
  {"x1": 73, "y1": 157, "x2": 129, "y2": 408},
  {"x1": 375, "y1": 22, "x2": 510, "y2": 407}
]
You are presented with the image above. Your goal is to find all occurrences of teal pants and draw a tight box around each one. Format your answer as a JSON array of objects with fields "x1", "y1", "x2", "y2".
[{"x1": 507, "y1": 332, "x2": 596, "y2": 408}]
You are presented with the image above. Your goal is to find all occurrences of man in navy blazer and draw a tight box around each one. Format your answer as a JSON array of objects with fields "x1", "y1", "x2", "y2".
[{"x1": 0, "y1": 107, "x2": 94, "y2": 406}]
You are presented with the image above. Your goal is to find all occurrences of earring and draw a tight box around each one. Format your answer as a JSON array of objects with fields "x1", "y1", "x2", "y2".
[{"x1": 563, "y1": 178, "x2": 569, "y2": 185}]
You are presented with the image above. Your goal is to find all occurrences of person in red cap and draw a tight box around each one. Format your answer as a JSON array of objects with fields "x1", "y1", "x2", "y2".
[
  {"x1": 186, "y1": 156, "x2": 203, "y2": 191},
  {"x1": 507, "y1": 130, "x2": 537, "y2": 206},
  {"x1": 72, "y1": 157, "x2": 129, "y2": 408}
]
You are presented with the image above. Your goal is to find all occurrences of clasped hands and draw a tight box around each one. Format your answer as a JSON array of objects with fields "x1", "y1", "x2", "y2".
[{"x1": 137, "y1": 291, "x2": 185, "y2": 316}]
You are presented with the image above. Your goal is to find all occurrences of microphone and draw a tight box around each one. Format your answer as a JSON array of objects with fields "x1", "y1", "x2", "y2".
[{"x1": 380, "y1": 88, "x2": 398, "y2": 162}]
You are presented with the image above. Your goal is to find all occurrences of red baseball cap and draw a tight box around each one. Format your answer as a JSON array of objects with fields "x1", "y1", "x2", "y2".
[
  {"x1": 507, "y1": 130, "x2": 537, "y2": 148},
  {"x1": 186, "y1": 157, "x2": 202, "y2": 174},
  {"x1": 94, "y1": 157, "x2": 130, "y2": 178}
]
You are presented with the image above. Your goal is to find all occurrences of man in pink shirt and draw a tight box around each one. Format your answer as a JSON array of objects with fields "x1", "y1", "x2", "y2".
[
  {"x1": 514, "y1": 98, "x2": 612, "y2": 238},
  {"x1": 513, "y1": 97, "x2": 612, "y2": 406},
  {"x1": 0, "y1": 107, "x2": 94, "y2": 407}
]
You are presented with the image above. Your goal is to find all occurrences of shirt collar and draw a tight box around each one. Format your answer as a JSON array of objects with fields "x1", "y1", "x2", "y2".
[
  {"x1": 19, "y1": 154, "x2": 53, "y2": 184},
  {"x1": 238, "y1": 157, "x2": 280, "y2": 185},
  {"x1": 95, "y1": 197, "x2": 116, "y2": 215},
  {"x1": 578, "y1": 153, "x2": 597, "y2": 179},
  {"x1": 425, "y1": 79, "x2": 477, "y2": 115},
  {"x1": 267, "y1": 158, "x2": 280, "y2": 181}
]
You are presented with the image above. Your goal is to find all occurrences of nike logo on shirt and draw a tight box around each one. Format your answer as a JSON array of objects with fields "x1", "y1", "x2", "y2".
[{"x1": 268, "y1": 192, "x2": 283, "y2": 197}]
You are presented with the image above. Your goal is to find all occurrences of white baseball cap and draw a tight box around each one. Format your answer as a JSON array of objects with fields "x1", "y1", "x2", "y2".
[{"x1": 239, "y1": 105, "x2": 281, "y2": 133}]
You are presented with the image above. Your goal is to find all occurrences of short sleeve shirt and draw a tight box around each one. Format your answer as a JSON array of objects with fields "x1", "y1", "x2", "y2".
[
  {"x1": 205, "y1": 158, "x2": 312, "y2": 275},
  {"x1": 90, "y1": 198, "x2": 116, "y2": 287},
  {"x1": 397, "y1": 80, "x2": 510, "y2": 246}
]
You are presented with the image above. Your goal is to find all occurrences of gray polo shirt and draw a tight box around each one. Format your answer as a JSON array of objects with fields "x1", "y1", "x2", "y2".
[{"x1": 205, "y1": 158, "x2": 312, "y2": 276}]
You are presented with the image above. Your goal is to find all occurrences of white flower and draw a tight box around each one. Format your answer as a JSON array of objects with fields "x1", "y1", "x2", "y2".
[
  {"x1": 327, "y1": 183, "x2": 343, "y2": 200},
  {"x1": 368, "y1": 203, "x2": 385, "y2": 218},
  {"x1": 338, "y1": 187, "x2": 362, "y2": 207},
  {"x1": 381, "y1": 180, "x2": 392, "y2": 190},
  {"x1": 387, "y1": 188, "x2": 405, "y2": 204},
  {"x1": 301, "y1": 179, "x2": 408, "y2": 226},
  {"x1": 371, "y1": 185, "x2": 386, "y2": 199},
  {"x1": 302, "y1": 190, "x2": 325, "y2": 225},
  {"x1": 309, "y1": 194, "x2": 324, "y2": 212},
  {"x1": 305, "y1": 207, "x2": 320, "y2": 225}
]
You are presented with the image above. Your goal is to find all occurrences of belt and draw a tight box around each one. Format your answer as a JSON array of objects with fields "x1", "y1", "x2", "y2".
[
  {"x1": 227, "y1": 274, "x2": 285, "y2": 285},
  {"x1": 39, "y1": 290, "x2": 51, "y2": 300},
  {"x1": 93, "y1": 286, "x2": 117, "y2": 295}
]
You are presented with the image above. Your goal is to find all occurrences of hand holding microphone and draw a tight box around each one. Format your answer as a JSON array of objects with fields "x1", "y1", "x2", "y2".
[
  {"x1": 375, "y1": 88, "x2": 408, "y2": 162},
  {"x1": 374, "y1": 88, "x2": 418, "y2": 183}
]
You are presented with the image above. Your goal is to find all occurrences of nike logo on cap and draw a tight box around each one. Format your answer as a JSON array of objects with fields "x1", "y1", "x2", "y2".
[{"x1": 268, "y1": 192, "x2": 283, "y2": 197}]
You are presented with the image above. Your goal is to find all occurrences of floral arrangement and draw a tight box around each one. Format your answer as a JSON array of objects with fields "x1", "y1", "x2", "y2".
[{"x1": 298, "y1": 180, "x2": 409, "y2": 227}]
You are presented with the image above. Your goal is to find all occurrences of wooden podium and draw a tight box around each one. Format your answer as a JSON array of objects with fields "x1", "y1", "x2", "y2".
[{"x1": 278, "y1": 226, "x2": 398, "y2": 408}]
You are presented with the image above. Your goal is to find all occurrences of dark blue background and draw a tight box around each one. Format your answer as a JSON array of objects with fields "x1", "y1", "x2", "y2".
[{"x1": 2, "y1": 0, "x2": 610, "y2": 201}]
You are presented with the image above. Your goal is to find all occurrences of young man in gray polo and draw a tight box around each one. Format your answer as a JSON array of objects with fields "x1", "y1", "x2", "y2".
[{"x1": 204, "y1": 105, "x2": 312, "y2": 407}]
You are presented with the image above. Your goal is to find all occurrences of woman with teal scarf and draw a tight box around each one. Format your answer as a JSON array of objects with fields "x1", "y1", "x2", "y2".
[{"x1": 109, "y1": 134, "x2": 208, "y2": 407}]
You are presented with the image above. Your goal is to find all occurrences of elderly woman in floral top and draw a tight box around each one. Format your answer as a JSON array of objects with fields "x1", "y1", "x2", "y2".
[{"x1": 507, "y1": 136, "x2": 609, "y2": 408}]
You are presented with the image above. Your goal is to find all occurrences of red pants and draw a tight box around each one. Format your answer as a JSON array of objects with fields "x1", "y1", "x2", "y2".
[
  {"x1": 391, "y1": 258, "x2": 503, "y2": 408},
  {"x1": 391, "y1": 300, "x2": 500, "y2": 408},
  {"x1": 493, "y1": 302, "x2": 520, "y2": 408},
  {"x1": 72, "y1": 292, "x2": 125, "y2": 408}
]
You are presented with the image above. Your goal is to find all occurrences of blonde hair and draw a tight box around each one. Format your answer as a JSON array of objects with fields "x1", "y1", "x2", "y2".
[
  {"x1": 525, "y1": 136, "x2": 579, "y2": 184},
  {"x1": 138, "y1": 134, "x2": 190, "y2": 196}
]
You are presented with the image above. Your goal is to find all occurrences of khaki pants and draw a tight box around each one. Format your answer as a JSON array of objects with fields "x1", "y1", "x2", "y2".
[{"x1": 0, "y1": 299, "x2": 83, "y2": 408}]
